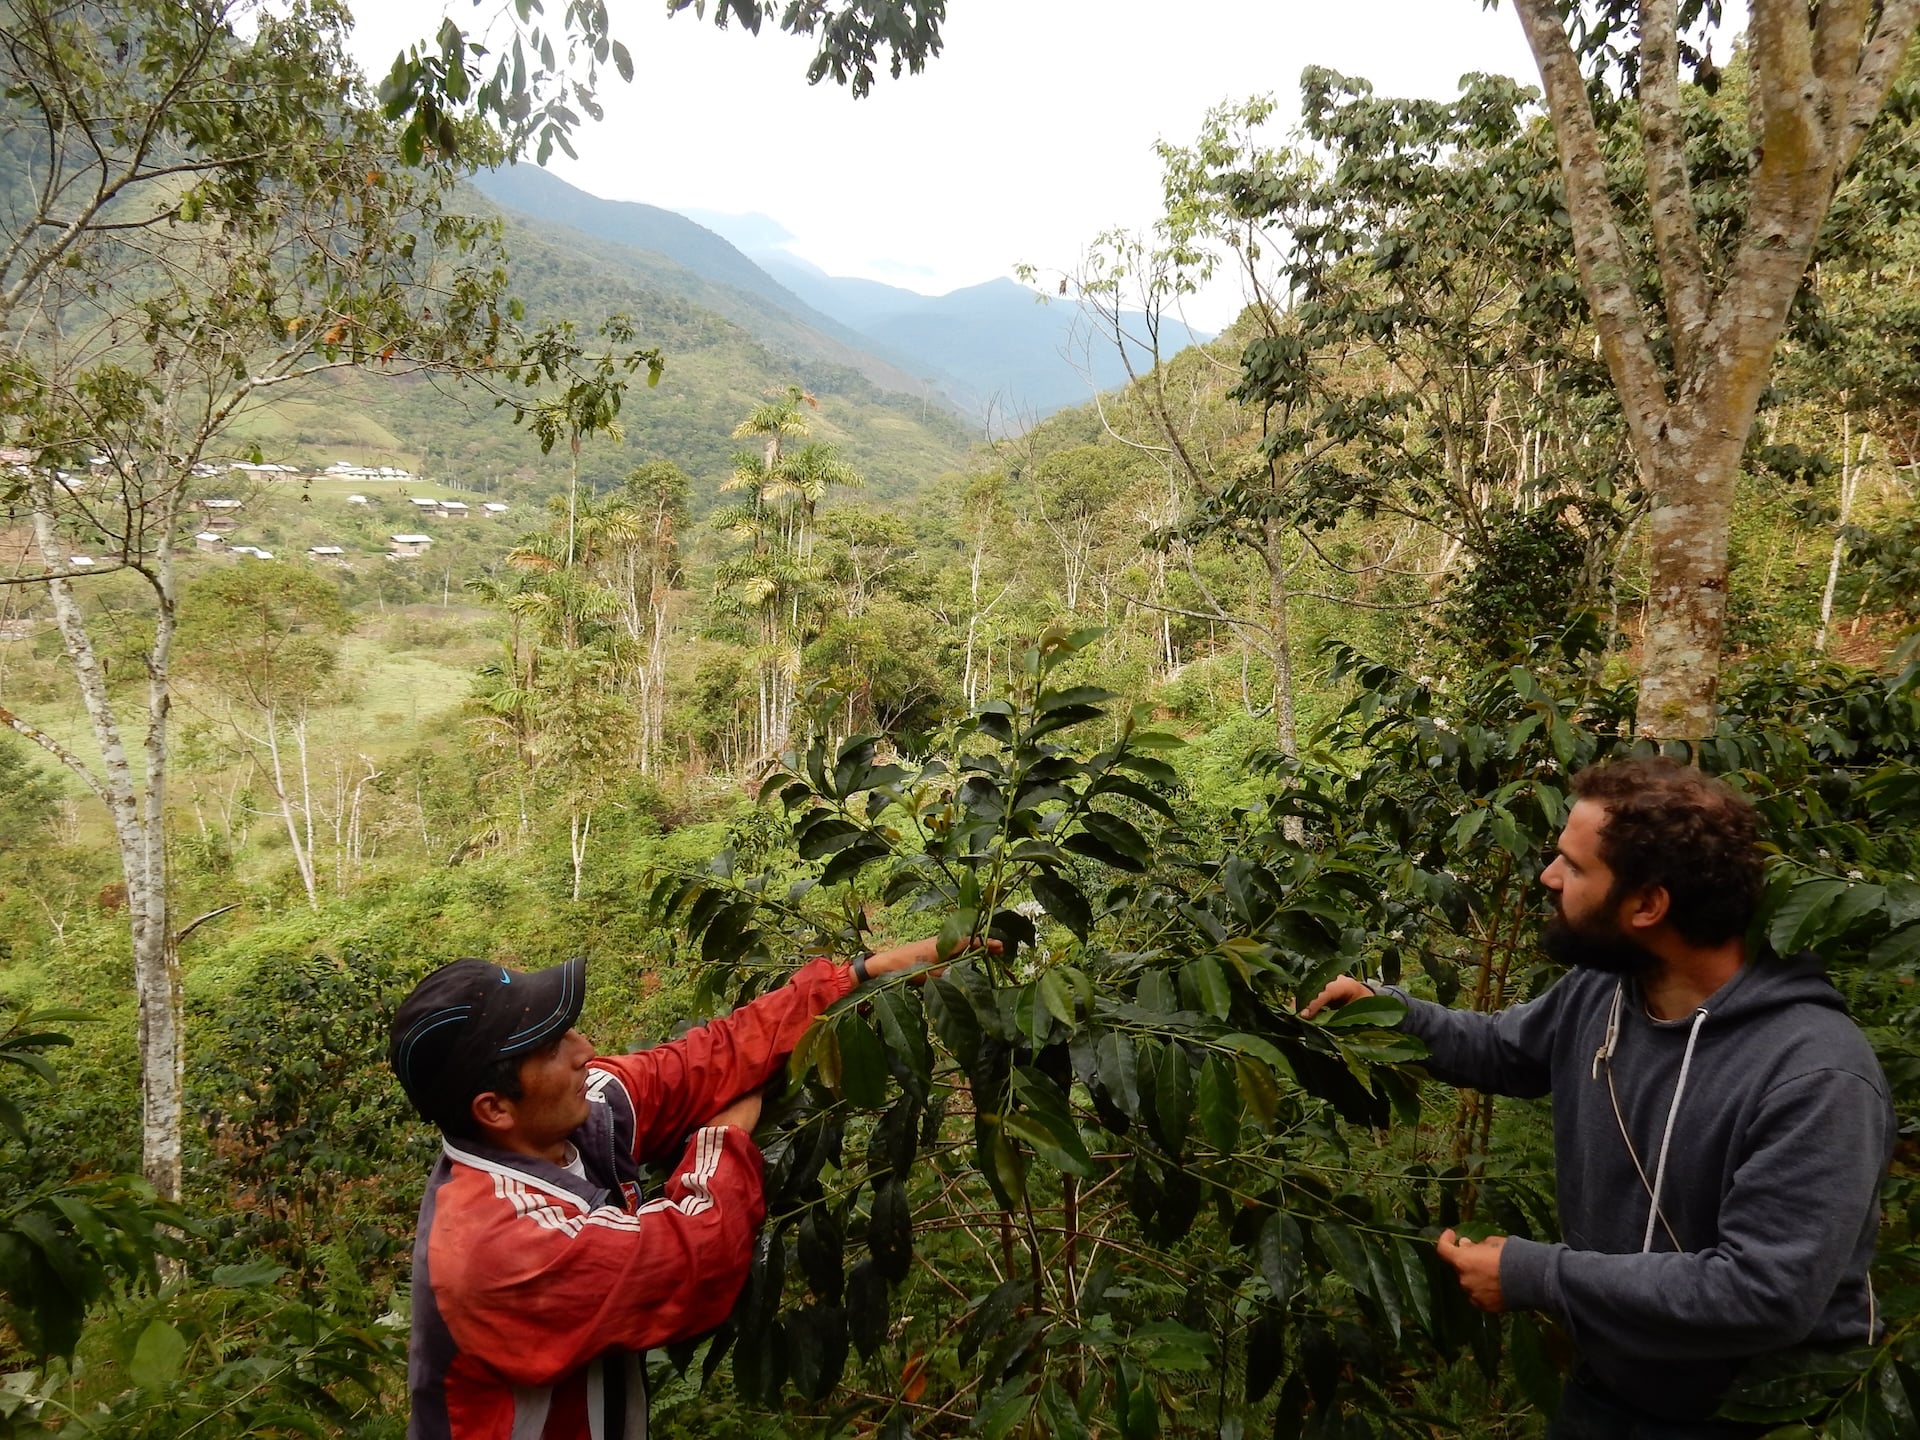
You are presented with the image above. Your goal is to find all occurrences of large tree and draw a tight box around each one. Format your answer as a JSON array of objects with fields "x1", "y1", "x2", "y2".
[{"x1": 1501, "y1": 1, "x2": 1919, "y2": 735}]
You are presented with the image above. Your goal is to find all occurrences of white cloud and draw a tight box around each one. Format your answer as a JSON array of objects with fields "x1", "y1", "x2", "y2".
[{"x1": 864, "y1": 258, "x2": 939, "y2": 279}]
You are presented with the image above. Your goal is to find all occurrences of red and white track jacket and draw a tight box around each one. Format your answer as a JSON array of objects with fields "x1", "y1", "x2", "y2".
[{"x1": 406, "y1": 959, "x2": 856, "y2": 1440}]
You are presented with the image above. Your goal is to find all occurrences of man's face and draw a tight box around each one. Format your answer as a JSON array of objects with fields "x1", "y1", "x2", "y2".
[
  {"x1": 502, "y1": 1027, "x2": 596, "y2": 1149},
  {"x1": 1540, "y1": 799, "x2": 1657, "y2": 977}
]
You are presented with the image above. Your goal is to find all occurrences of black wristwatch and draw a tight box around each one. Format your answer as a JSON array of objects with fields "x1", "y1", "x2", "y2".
[{"x1": 851, "y1": 954, "x2": 871, "y2": 985}]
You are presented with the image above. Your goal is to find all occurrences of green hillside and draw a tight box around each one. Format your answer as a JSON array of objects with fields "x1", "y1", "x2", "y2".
[{"x1": 226, "y1": 195, "x2": 974, "y2": 510}]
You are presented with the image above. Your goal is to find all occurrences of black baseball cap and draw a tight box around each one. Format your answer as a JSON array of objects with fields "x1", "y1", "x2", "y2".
[{"x1": 388, "y1": 955, "x2": 588, "y2": 1129}]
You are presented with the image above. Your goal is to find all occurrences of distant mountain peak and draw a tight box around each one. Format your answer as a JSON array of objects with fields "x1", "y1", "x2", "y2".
[{"x1": 473, "y1": 167, "x2": 1214, "y2": 421}]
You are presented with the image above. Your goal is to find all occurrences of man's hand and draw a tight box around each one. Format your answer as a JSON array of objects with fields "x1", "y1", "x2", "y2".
[
  {"x1": 1298, "y1": 976, "x2": 1376, "y2": 1019},
  {"x1": 705, "y1": 1091, "x2": 762, "y2": 1132},
  {"x1": 1437, "y1": 1228, "x2": 1506, "y2": 1313},
  {"x1": 863, "y1": 935, "x2": 1004, "y2": 980}
]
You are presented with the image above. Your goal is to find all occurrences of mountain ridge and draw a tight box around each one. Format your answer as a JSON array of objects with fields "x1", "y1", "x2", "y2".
[
  {"x1": 471, "y1": 166, "x2": 964, "y2": 408},
  {"x1": 476, "y1": 177, "x2": 1212, "y2": 421}
]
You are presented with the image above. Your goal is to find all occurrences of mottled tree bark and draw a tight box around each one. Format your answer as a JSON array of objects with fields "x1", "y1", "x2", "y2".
[{"x1": 1510, "y1": 0, "x2": 1920, "y2": 737}]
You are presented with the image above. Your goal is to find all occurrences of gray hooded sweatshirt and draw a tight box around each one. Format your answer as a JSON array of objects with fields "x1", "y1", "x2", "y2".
[{"x1": 1381, "y1": 954, "x2": 1892, "y2": 1421}]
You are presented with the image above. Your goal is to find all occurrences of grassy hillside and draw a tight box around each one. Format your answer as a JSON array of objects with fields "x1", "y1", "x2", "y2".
[
  {"x1": 221, "y1": 197, "x2": 977, "y2": 510},
  {"x1": 471, "y1": 168, "x2": 916, "y2": 378}
]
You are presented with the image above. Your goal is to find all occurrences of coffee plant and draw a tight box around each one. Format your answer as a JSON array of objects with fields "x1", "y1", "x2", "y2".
[
  {"x1": 648, "y1": 626, "x2": 1920, "y2": 1437},
  {"x1": 653, "y1": 627, "x2": 1524, "y2": 1437}
]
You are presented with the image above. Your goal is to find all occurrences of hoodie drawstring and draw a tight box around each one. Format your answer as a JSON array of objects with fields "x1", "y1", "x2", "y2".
[
  {"x1": 1595, "y1": 980, "x2": 1709, "y2": 1253},
  {"x1": 1641, "y1": 1006, "x2": 1709, "y2": 1252}
]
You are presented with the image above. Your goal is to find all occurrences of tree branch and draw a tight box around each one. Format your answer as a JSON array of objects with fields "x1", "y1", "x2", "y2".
[
  {"x1": 1812, "y1": 0, "x2": 1874, "y2": 95},
  {"x1": 0, "y1": 561, "x2": 132, "y2": 585},
  {"x1": 1638, "y1": 0, "x2": 1711, "y2": 376},
  {"x1": 1841, "y1": 0, "x2": 1920, "y2": 170},
  {"x1": 1293, "y1": 525, "x2": 1437, "y2": 580},
  {"x1": 1112, "y1": 587, "x2": 1273, "y2": 637},
  {"x1": 0, "y1": 699, "x2": 108, "y2": 803},
  {"x1": 1695, "y1": 0, "x2": 1846, "y2": 412},
  {"x1": 1292, "y1": 589, "x2": 1443, "y2": 611},
  {"x1": 1509, "y1": 0, "x2": 1670, "y2": 455},
  {"x1": 172, "y1": 902, "x2": 238, "y2": 946}
]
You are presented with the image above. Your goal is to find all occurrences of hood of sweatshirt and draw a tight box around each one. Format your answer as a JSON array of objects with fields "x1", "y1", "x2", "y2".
[{"x1": 1678, "y1": 949, "x2": 1852, "y2": 1024}]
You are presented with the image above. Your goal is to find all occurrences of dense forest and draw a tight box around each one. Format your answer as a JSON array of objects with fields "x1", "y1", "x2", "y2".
[{"x1": 2, "y1": 1, "x2": 1920, "y2": 1437}]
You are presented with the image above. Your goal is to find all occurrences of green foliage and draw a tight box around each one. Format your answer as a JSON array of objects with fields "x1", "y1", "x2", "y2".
[
  {"x1": 634, "y1": 624, "x2": 1920, "y2": 1436},
  {"x1": 0, "y1": 739, "x2": 58, "y2": 857},
  {"x1": 0, "y1": 1006, "x2": 183, "y2": 1371},
  {"x1": 1267, "y1": 627, "x2": 1633, "y2": 1007},
  {"x1": 8, "y1": 1267, "x2": 403, "y2": 1440},
  {"x1": 177, "y1": 566, "x2": 355, "y2": 709},
  {"x1": 191, "y1": 950, "x2": 427, "y2": 1291},
  {"x1": 1207, "y1": 74, "x2": 1628, "y2": 560},
  {"x1": 654, "y1": 628, "x2": 1532, "y2": 1436},
  {"x1": 1439, "y1": 508, "x2": 1605, "y2": 664},
  {"x1": 380, "y1": 0, "x2": 945, "y2": 165},
  {"x1": 1844, "y1": 511, "x2": 1920, "y2": 623}
]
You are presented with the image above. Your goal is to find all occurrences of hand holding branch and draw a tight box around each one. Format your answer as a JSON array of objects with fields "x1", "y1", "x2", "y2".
[
  {"x1": 1298, "y1": 975, "x2": 1376, "y2": 1019},
  {"x1": 862, "y1": 934, "x2": 1003, "y2": 981},
  {"x1": 1437, "y1": 1227, "x2": 1507, "y2": 1313}
]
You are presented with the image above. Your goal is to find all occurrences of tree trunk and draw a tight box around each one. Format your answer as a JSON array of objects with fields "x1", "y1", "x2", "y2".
[
  {"x1": 1262, "y1": 517, "x2": 1300, "y2": 764},
  {"x1": 297, "y1": 715, "x2": 317, "y2": 900},
  {"x1": 964, "y1": 534, "x2": 986, "y2": 706},
  {"x1": 570, "y1": 809, "x2": 591, "y2": 902},
  {"x1": 645, "y1": 596, "x2": 669, "y2": 775},
  {"x1": 1509, "y1": 0, "x2": 1920, "y2": 738},
  {"x1": 1816, "y1": 416, "x2": 1868, "y2": 654},
  {"x1": 1634, "y1": 425, "x2": 1751, "y2": 735},
  {"x1": 264, "y1": 708, "x2": 320, "y2": 909},
  {"x1": 1262, "y1": 517, "x2": 1305, "y2": 847},
  {"x1": 28, "y1": 485, "x2": 183, "y2": 1200}
]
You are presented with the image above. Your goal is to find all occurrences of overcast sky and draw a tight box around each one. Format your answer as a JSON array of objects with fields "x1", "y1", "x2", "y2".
[{"x1": 347, "y1": 3, "x2": 1553, "y2": 331}]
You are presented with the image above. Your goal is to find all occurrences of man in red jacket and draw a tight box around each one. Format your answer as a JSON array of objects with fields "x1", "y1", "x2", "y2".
[{"x1": 388, "y1": 940, "x2": 945, "y2": 1440}]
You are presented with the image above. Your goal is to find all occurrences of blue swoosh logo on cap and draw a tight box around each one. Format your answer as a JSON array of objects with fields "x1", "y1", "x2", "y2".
[{"x1": 501, "y1": 961, "x2": 580, "y2": 1049}]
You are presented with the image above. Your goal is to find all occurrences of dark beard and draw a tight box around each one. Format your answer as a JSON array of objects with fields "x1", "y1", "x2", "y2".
[{"x1": 1542, "y1": 913, "x2": 1659, "y2": 977}]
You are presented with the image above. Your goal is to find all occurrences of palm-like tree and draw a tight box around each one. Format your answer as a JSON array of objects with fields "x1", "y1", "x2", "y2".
[
  {"x1": 731, "y1": 384, "x2": 815, "y2": 472},
  {"x1": 768, "y1": 441, "x2": 861, "y2": 561},
  {"x1": 711, "y1": 389, "x2": 870, "y2": 766}
]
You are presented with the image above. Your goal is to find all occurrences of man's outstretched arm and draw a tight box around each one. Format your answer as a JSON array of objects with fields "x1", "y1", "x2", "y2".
[
  {"x1": 600, "y1": 938, "x2": 964, "y2": 1161},
  {"x1": 1301, "y1": 974, "x2": 1560, "y2": 1099}
]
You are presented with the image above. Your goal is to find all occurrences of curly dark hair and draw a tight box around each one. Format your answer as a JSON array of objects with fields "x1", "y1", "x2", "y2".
[{"x1": 1570, "y1": 756, "x2": 1764, "y2": 946}]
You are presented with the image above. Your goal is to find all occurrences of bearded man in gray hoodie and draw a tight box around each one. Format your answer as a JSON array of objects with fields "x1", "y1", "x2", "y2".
[{"x1": 1303, "y1": 756, "x2": 1893, "y2": 1437}]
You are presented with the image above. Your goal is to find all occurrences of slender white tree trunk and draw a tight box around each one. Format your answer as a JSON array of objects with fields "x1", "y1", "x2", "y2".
[
  {"x1": 345, "y1": 759, "x2": 380, "y2": 883},
  {"x1": 28, "y1": 487, "x2": 182, "y2": 1200},
  {"x1": 263, "y1": 707, "x2": 319, "y2": 909},
  {"x1": 963, "y1": 524, "x2": 988, "y2": 703},
  {"x1": 1262, "y1": 516, "x2": 1305, "y2": 847},
  {"x1": 1816, "y1": 415, "x2": 1868, "y2": 654},
  {"x1": 297, "y1": 715, "x2": 316, "y2": 898},
  {"x1": 647, "y1": 597, "x2": 669, "y2": 774},
  {"x1": 570, "y1": 809, "x2": 591, "y2": 901}
]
